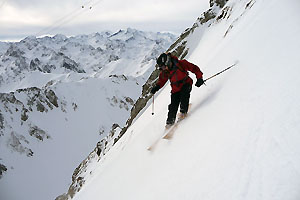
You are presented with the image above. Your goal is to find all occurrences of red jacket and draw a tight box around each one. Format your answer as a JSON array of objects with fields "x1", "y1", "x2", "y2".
[{"x1": 156, "y1": 56, "x2": 203, "y2": 93}]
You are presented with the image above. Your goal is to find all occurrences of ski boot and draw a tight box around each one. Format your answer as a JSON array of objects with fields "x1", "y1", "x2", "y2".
[
  {"x1": 177, "y1": 112, "x2": 187, "y2": 122},
  {"x1": 165, "y1": 119, "x2": 175, "y2": 129}
]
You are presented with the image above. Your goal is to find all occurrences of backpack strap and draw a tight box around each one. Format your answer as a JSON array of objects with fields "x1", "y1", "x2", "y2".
[
  {"x1": 171, "y1": 57, "x2": 188, "y2": 74},
  {"x1": 168, "y1": 57, "x2": 189, "y2": 86}
]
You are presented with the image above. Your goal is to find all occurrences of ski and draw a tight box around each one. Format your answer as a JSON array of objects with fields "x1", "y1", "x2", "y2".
[
  {"x1": 147, "y1": 132, "x2": 165, "y2": 151},
  {"x1": 147, "y1": 115, "x2": 188, "y2": 151},
  {"x1": 162, "y1": 115, "x2": 187, "y2": 140},
  {"x1": 147, "y1": 104, "x2": 191, "y2": 151}
]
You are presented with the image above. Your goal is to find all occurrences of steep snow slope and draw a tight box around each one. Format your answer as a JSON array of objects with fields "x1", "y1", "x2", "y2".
[
  {"x1": 70, "y1": 0, "x2": 300, "y2": 199},
  {"x1": 0, "y1": 29, "x2": 176, "y2": 200}
]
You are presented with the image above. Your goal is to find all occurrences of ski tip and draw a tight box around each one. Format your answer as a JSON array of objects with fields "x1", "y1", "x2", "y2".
[{"x1": 147, "y1": 142, "x2": 157, "y2": 152}]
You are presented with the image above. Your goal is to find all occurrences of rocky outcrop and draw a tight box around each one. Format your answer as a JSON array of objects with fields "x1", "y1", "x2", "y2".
[
  {"x1": 169, "y1": 0, "x2": 229, "y2": 58},
  {"x1": 0, "y1": 163, "x2": 7, "y2": 179},
  {"x1": 0, "y1": 87, "x2": 66, "y2": 156},
  {"x1": 29, "y1": 125, "x2": 51, "y2": 141}
]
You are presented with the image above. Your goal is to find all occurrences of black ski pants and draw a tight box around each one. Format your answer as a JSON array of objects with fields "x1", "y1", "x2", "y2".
[{"x1": 167, "y1": 83, "x2": 192, "y2": 124}]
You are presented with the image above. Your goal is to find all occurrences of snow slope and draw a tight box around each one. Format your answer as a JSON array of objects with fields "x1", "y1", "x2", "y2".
[{"x1": 71, "y1": 0, "x2": 300, "y2": 199}]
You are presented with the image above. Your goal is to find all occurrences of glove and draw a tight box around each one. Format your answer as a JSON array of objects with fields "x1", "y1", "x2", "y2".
[
  {"x1": 150, "y1": 85, "x2": 160, "y2": 94},
  {"x1": 195, "y1": 78, "x2": 204, "y2": 87}
]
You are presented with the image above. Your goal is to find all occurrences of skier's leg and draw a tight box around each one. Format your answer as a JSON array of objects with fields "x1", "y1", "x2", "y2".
[
  {"x1": 166, "y1": 92, "x2": 180, "y2": 125},
  {"x1": 180, "y1": 84, "x2": 192, "y2": 114}
]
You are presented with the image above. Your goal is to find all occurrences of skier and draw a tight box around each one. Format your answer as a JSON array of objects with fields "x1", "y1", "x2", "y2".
[{"x1": 150, "y1": 52, "x2": 204, "y2": 128}]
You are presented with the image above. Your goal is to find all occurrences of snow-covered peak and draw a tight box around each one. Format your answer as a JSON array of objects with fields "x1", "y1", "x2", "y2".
[
  {"x1": 0, "y1": 29, "x2": 176, "y2": 93},
  {"x1": 109, "y1": 28, "x2": 140, "y2": 40}
]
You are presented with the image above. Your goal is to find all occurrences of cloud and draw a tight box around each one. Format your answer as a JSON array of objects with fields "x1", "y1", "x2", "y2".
[{"x1": 0, "y1": 0, "x2": 209, "y2": 41}]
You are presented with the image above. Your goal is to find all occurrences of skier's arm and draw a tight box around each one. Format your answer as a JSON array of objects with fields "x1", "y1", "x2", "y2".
[
  {"x1": 180, "y1": 59, "x2": 203, "y2": 79},
  {"x1": 151, "y1": 71, "x2": 168, "y2": 94},
  {"x1": 180, "y1": 59, "x2": 204, "y2": 87},
  {"x1": 156, "y1": 70, "x2": 168, "y2": 89}
]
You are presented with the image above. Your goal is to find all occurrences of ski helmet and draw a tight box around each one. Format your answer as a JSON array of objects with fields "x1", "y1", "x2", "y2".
[{"x1": 157, "y1": 53, "x2": 171, "y2": 69}]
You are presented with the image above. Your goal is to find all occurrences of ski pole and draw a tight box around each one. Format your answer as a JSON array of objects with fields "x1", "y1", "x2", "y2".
[
  {"x1": 204, "y1": 61, "x2": 238, "y2": 82},
  {"x1": 151, "y1": 95, "x2": 155, "y2": 115}
]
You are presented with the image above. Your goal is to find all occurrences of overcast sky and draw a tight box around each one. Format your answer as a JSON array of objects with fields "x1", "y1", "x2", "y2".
[{"x1": 0, "y1": 0, "x2": 209, "y2": 41}]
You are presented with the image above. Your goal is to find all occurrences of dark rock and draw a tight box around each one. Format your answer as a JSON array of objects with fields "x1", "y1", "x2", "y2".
[
  {"x1": 29, "y1": 125, "x2": 49, "y2": 141},
  {"x1": 45, "y1": 90, "x2": 59, "y2": 107},
  {"x1": 0, "y1": 163, "x2": 7, "y2": 178}
]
